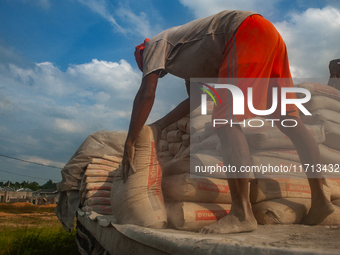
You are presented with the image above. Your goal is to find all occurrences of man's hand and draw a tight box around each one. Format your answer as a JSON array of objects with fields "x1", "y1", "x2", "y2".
[{"x1": 122, "y1": 141, "x2": 137, "y2": 182}]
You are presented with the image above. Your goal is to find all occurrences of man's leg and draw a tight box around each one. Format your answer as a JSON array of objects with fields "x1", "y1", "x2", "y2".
[
  {"x1": 279, "y1": 117, "x2": 334, "y2": 225},
  {"x1": 200, "y1": 124, "x2": 257, "y2": 234}
]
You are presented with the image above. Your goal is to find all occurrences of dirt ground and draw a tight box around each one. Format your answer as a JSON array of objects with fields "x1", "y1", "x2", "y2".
[
  {"x1": 0, "y1": 203, "x2": 78, "y2": 255},
  {"x1": 0, "y1": 202, "x2": 59, "y2": 228},
  {"x1": 0, "y1": 212, "x2": 58, "y2": 227}
]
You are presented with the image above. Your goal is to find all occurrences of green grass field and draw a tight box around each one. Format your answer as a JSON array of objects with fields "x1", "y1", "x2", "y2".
[{"x1": 0, "y1": 203, "x2": 77, "y2": 255}]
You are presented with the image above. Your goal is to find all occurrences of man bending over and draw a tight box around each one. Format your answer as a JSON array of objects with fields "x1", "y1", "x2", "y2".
[{"x1": 122, "y1": 10, "x2": 334, "y2": 234}]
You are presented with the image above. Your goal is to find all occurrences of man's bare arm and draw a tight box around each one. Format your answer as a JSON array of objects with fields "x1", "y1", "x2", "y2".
[
  {"x1": 122, "y1": 71, "x2": 160, "y2": 182},
  {"x1": 122, "y1": 78, "x2": 201, "y2": 181}
]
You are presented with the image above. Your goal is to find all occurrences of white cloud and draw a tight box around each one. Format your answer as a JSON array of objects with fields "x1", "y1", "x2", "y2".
[
  {"x1": 76, "y1": 0, "x2": 125, "y2": 33},
  {"x1": 22, "y1": 156, "x2": 65, "y2": 168},
  {"x1": 55, "y1": 118, "x2": 82, "y2": 133},
  {"x1": 76, "y1": 0, "x2": 156, "y2": 37},
  {"x1": 275, "y1": 6, "x2": 340, "y2": 78},
  {"x1": 0, "y1": 55, "x2": 145, "y2": 169},
  {"x1": 7, "y1": 58, "x2": 141, "y2": 99},
  {"x1": 179, "y1": 0, "x2": 279, "y2": 18},
  {"x1": 8, "y1": 62, "x2": 68, "y2": 97},
  {"x1": 67, "y1": 59, "x2": 141, "y2": 93},
  {"x1": 114, "y1": 7, "x2": 157, "y2": 38},
  {"x1": 94, "y1": 91, "x2": 111, "y2": 102}
]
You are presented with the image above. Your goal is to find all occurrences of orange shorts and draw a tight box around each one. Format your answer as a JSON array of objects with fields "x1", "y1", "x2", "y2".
[{"x1": 212, "y1": 14, "x2": 299, "y2": 126}]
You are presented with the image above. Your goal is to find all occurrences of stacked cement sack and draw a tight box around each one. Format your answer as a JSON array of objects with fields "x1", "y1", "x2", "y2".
[
  {"x1": 297, "y1": 83, "x2": 340, "y2": 168},
  {"x1": 163, "y1": 173, "x2": 233, "y2": 231},
  {"x1": 158, "y1": 101, "x2": 218, "y2": 165},
  {"x1": 250, "y1": 83, "x2": 340, "y2": 225},
  {"x1": 79, "y1": 155, "x2": 122, "y2": 215},
  {"x1": 161, "y1": 84, "x2": 340, "y2": 230},
  {"x1": 76, "y1": 84, "x2": 340, "y2": 229},
  {"x1": 56, "y1": 130, "x2": 127, "y2": 231},
  {"x1": 77, "y1": 125, "x2": 167, "y2": 228},
  {"x1": 158, "y1": 120, "x2": 189, "y2": 163},
  {"x1": 245, "y1": 123, "x2": 325, "y2": 180},
  {"x1": 297, "y1": 83, "x2": 340, "y2": 203},
  {"x1": 161, "y1": 101, "x2": 235, "y2": 231},
  {"x1": 111, "y1": 125, "x2": 167, "y2": 228}
]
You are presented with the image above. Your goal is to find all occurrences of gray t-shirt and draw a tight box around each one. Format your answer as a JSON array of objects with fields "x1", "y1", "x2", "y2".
[{"x1": 142, "y1": 10, "x2": 257, "y2": 79}]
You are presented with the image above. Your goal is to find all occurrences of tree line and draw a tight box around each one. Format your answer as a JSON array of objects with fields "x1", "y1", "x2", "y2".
[{"x1": 0, "y1": 180, "x2": 57, "y2": 191}]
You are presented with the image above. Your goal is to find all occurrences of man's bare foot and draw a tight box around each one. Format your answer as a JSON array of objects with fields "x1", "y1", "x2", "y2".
[
  {"x1": 199, "y1": 210, "x2": 257, "y2": 234},
  {"x1": 302, "y1": 199, "x2": 335, "y2": 225}
]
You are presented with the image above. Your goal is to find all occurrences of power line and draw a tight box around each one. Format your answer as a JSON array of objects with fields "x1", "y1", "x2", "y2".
[
  {"x1": 0, "y1": 168, "x2": 58, "y2": 182},
  {"x1": 0, "y1": 153, "x2": 63, "y2": 169}
]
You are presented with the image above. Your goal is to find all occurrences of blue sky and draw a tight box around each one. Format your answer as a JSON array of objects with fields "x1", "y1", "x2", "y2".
[{"x1": 0, "y1": 0, "x2": 340, "y2": 184}]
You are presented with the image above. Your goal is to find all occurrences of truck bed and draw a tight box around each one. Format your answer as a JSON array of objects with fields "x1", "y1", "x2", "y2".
[{"x1": 76, "y1": 209, "x2": 340, "y2": 255}]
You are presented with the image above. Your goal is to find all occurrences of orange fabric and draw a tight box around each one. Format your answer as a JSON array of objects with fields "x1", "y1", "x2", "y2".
[
  {"x1": 212, "y1": 15, "x2": 299, "y2": 125},
  {"x1": 134, "y1": 38, "x2": 150, "y2": 72}
]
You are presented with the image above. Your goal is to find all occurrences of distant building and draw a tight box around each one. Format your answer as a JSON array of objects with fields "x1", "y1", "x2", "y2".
[
  {"x1": 0, "y1": 188, "x2": 59, "y2": 205},
  {"x1": 31, "y1": 189, "x2": 60, "y2": 205},
  {"x1": 0, "y1": 188, "x2": 33, "y2": 203}
]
